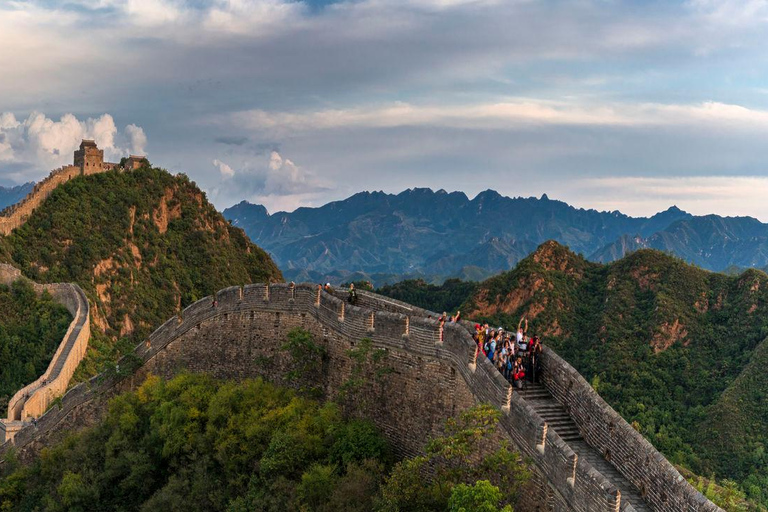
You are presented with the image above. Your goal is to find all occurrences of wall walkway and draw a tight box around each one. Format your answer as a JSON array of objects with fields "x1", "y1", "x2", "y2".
[
  {"x1": 0, "y1": 284, "x2": 720, "y2": 512},
  {"x1": 0, "y1": 265, "x2": 90, "y2": 442}
]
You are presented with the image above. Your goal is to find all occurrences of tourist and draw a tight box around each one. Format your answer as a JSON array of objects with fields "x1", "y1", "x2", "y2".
[
  {"x1": 487, "y1": 333, "x2": 497, "y2": 362},
  {"x1": 348, "y1": 283, "x2": 358, "y2": 305},
  {"x1": 471, "y1": 314, "x2": 545, "y2": 387},
  {"x1": 529, "y1": 335, "x2": 542, "y2": 382},
  {"x1": 512, "y1": 357, "x2": 526, "y2": 389},
  {"x1": 516, "y1": 316, "x2": 527, "y2": 345}
]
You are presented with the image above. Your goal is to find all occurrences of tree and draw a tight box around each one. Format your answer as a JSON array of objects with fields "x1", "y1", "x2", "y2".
[{"x1": 449, "y1": 481, "x2": 513, "y2": 512}]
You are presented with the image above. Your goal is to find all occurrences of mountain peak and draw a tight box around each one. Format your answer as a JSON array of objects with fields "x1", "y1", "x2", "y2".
[
  {"x1": 473, "y1": 189, "x2": 502, "y2": 201},
  {"x1": 660, "y1": 205, "x2": 686, "y2": 215},
  {"x1": 529, "y1": 240, "x2": 584, "y2": 274}
]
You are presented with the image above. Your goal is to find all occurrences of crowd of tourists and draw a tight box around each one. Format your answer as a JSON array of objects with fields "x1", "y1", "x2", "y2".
[
  {"x1": 473, "y1": 317, "x2": 542, "y2": 389},
  {"x1": 341, "y1": 284, "x2": 541, "y2": 388}
]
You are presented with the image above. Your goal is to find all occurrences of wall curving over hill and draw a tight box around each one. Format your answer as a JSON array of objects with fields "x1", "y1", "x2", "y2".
[
  {"x1": 0, "y1": 285, "x2": 720, "y2": 512},
  {"x1": 0, "y1": 264, "x2": 90, "y2": 442},
  {"x1": 0, "y1": 166, "x2": 83, "y2": 236}
]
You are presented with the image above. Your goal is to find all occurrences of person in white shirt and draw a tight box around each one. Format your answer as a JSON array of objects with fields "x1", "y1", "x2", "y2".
[{"x1": 516, "y1": 316, "x2": 527, "y2": 344}]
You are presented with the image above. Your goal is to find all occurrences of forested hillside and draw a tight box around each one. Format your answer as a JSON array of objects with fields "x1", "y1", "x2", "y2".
[
  {"x1": 376, "y1": 278, "x2": 477, "y2": 314},
  {"x1": 462, "y1": 241, "x2": 768, "y2": 508},
  {"x1": 0, "y1": 373, "x2": 529, "y2": 512},
  {"x1": 0, "y1": 166, "x2": 282, "y2": 381}
]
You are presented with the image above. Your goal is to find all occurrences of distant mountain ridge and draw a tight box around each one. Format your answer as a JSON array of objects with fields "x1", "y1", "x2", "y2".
[
  {"x1": 224, "y1": 189, "x2": 768, "y2": 284},
  {"x1": 0, "y1": 182, "x2": 34, "y2": 211}
]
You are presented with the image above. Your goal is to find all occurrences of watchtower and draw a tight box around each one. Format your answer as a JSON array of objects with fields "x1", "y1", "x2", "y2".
[
  {"x1": 73, "y1": 140, "x2": 104, "y2": 175},
  {"x1": 125, "y1": 155, "x2": 147, "y2": 171}
]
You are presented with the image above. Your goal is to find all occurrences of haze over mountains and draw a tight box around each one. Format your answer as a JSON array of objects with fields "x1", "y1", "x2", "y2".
[{"x1": 224, "y1": 188, "x2": 768, "y2": 285}]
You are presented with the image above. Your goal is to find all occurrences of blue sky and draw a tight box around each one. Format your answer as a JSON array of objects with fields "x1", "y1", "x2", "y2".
[{"x1": 1, "y1": 0, "x2": 768, "y2": 219}]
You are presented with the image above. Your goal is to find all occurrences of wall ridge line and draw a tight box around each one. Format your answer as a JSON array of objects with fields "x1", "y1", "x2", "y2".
[{"x1": 0, "y1": 283, "x2": 721, "y2": 512}]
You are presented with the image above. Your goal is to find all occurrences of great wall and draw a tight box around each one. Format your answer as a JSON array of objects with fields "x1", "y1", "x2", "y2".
[
  {"x1": 0, "y1": 265, "x2": 90, "y2": 442},
  {"x1": 0, "y1": 143, "x2": 720, "y2": 511},
  {"x1": 0, "y1": 140, "x2": 146, "y2": 236},
  {"x1": 0, "y1": 281, "x2": 721, "y2": 511}
]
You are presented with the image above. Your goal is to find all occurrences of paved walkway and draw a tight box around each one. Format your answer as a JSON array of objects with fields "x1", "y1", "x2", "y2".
[{"x1": 517, "y1": 382, "x2": 651, "y2": 512}]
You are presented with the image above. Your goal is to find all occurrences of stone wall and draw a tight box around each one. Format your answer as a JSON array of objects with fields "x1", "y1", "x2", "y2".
[
  {"x1": 0, "y1": 165, "x2": 81, "y2": 236},
  {"x1": 540, "y1": 349, "x2": 719, "y2": 512},
  {"x1": 0, "y1": 284, "x2": 720, "y2": 512},
  {"x1": 0, "y1": 265, "x2": 91, "y2": 441},
  {"x1": 0, "y1": 140, "x2": 129, "y2": 236}
]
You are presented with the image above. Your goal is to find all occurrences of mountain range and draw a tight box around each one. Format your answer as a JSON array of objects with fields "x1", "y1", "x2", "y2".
[
  {"x1": 0, "y1": 183, "x2": 34, "y2": 211},
  {"x1": 224, "y1": 189, "x2": 768, "y2": 284}
]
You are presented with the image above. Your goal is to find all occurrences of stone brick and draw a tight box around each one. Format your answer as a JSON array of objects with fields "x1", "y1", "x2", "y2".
[{"x1": 0, "y1": 285, "x2": 721, "y2": 512}]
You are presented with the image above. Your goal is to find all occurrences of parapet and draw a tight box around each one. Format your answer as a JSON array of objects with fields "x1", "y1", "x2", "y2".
[
  {"x1": 0, "y1": 283, "x2": 722, "y2": 512},
  {"x1": 0, "y1": 267, "x2": 91, "y2": 443}
]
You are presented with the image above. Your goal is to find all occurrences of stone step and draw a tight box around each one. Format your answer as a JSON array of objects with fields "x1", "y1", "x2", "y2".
[{"x1": 518, "y1": 385, "x2": 653, "y2": 511}]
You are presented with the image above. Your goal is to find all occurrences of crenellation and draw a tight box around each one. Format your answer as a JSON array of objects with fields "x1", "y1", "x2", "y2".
[
  {"x1": 0, "y1": 283, "x2": 721, "y2": 512},
  {"x1": 0, "y1": 269, "x2": 90, "y2": 442}
]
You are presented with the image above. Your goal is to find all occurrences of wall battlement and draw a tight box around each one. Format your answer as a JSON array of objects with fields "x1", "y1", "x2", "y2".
[
  {"x1": 0, "y1": 284, "x2": 720, "y2": 512},
  {"x1": 0, "y1": 140, "x2": 145, "y2": 236},
  {"x1": 0, "y1": 264, "x2": 91, "y2": 443}
]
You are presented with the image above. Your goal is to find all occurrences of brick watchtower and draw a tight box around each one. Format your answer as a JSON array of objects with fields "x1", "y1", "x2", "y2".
[
  {"x1": 125, "y1": 155, "x2": 147, "y2": 171},
  {"x1": 73, "y1": 140, "x2": 104, "y2": 175}
]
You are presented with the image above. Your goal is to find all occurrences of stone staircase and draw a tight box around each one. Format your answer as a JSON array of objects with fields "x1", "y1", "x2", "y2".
[{"x1": 517, "y1": 383, "x2": 651, "y2": 512}]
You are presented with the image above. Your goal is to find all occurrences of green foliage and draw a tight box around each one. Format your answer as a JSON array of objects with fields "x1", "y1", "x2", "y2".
[
  {"x1": 0, "y1": 167, "x2": 282, "y2": 382},
  {"x1": 0, "y1": 378, "x2": 529, "y2": 512},
  {"x1": 687, "y1": 473, "x2": 751, "y2": 512},
  {"x1": 378, "y1": 405, "x2": 530, "y2": 511},
  {"x1": 0, "y1": 374, "x2": 392, "y2": 512},
  {"x1": 448, "y1": 481, "x2": 513, "y2": 512},
  {"x1": 0, "y1": 280, "x2": 71, "y2": 408},
  {"x1": 330, "y1": 420, "x2": 392, "y2": 468},
  {"x1": 463, "y1": 242, "x2": 768, "y2": 509},
  {"x1": 340, "y1": 337, "x2": 393, "y2": 407},
  {"x1": 281, "y1": 327, "x2": 326, "y2": 396},
  {"x1": 377, "y1": 278, "x2": 477, "y2": 314}
]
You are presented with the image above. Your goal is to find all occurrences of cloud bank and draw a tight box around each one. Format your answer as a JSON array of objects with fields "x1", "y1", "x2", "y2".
[
  {"x1": 210, "y1": 150, "x2": 327, "y2": 212},
  {"x1": 2, "y1": 0, "x2": 768, "y2": 219},
  {"x1": 0, "y1": 112, "x2": 147, "y2": 181}
]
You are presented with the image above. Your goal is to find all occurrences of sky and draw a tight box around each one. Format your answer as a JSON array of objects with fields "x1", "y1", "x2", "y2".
[{"x1": 1, "y1": 0, "x2": 768, "y2": 220}]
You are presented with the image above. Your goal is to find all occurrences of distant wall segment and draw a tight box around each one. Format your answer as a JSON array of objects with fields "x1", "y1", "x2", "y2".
[
  {"x1": 0, "y1": 140, "x2": 143, "y2": 236},
  {"x1": 0, "y1": 264, "x2": 90, "y2": 442}
]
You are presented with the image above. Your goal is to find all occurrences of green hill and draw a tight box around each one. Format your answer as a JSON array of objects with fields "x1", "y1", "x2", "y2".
[
  {"x1": 0, "y1": 166, "x2": 282, "y2": 379},
  {"x1": 463, "y1": 241, "x2": 768, "y2": 508}
]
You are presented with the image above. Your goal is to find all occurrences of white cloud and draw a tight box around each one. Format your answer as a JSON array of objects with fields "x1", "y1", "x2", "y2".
[
  {"x1": 125, "y1": 124, "x2": 148, "y2": 155},
  {"x1": 212, "y1": 158, "x2": 235, "y2": 178},
  {"x1": 210, "y1": 150, "x2": 328, "y2": 211},
  {"x1": 0, "y1": 112, "x2": 148, "y2": 181}
]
